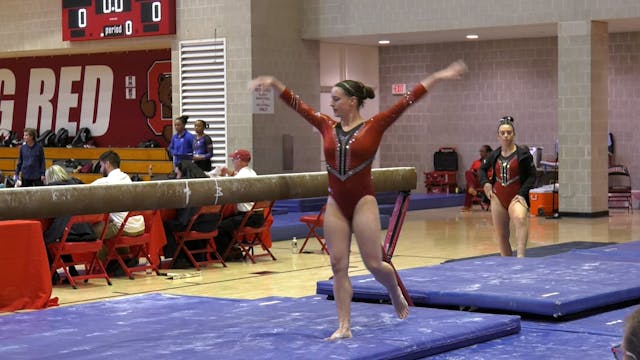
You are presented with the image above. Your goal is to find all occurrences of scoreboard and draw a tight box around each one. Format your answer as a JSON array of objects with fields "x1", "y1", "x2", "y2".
[{"x1": 62, "y1": 0, "x2": 176, "y2": 41}]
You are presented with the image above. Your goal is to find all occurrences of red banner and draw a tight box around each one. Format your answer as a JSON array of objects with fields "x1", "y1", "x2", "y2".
[{"x1": 0, "y1": 49, "x2": 172, "y2": 147}]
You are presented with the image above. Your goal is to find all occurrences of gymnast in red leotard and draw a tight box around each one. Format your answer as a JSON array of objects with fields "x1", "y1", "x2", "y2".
[
  {"x1": 249, "y1": 60, "x2": 467, "y2": 341},
  {"x1": 479, "y1": 116, "x2": 536, "y2": 258},
  {"x1": 279, "y1": 82, "x2": 426, "y2": 221}
]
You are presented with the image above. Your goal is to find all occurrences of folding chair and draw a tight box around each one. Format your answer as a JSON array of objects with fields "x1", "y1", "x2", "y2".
[
  {"x1": 168, "y1": 204, "x2": 226, "y2": 270},
  {"x1": 608, "y1": 165, "x2": 633, "y2": 213},
  {"x1": 47, "y1": 213, "x2": 111, "y2": 289},
  {"x1": 223, "y1": 200, "x2": 276, "y2": 264},
  {"x1": 298, "y1": 205, "x2": 329, "y2": 254},
  {"x1": 103, "y1": 210, "x2": 160, "y2": 279}
]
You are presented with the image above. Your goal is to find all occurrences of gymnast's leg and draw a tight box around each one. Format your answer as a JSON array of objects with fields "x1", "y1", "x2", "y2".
[
  {"x1": 508, "y1": 196, "x2": 530, "y2": 257},
  {"x1": 490, "y1": 193, "x2": 513, "y2": 256},
  {"x1": 352, "y1": 195, "x2": 409, "y2": 320},
  {"x1": 323, "y1": 197, "x2": 355, "y2": 340}
]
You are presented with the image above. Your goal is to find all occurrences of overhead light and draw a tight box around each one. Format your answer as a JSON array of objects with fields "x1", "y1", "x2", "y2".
[
  {"x1": 378, "y1": 40, "x2": 390, "y2": 45},
  {"x1": 466, "y1": 34, "x2": 479, "y2": 39}
]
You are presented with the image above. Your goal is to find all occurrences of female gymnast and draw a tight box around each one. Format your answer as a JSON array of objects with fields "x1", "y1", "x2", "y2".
[
  {"x1": 249, "y1": 60, "x2": 467, "y2": 340},
  {"x1": 479, "y1": 116, "x2": 536, "y2": 257}
]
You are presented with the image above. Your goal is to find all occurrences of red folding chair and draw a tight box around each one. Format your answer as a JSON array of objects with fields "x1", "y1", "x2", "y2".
[
  {"x1": 103, "y1": 210, "x2": 159, "y2": 279},
  {"x1": 223, "y1": 200, "x2": 276, "y2": 264},
  {"x1": 47, "y1": 213, "x2": 111, "y2": 289},
  {"x1": 298, "y1": 205, "x2": 329, "y2": 254},
  {"x1": 168, "y1": 204, "x2": 226, "y2": 270}
]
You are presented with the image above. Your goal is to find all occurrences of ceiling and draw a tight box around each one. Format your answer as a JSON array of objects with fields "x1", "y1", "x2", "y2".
[{"x1": 318, "y1": 18, "x2": 640, "y2": 46}]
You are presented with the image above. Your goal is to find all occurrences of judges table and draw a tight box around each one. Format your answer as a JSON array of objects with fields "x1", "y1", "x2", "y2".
[{"x1": 0, "y1": 220, "x2": 53, "y2": 312}]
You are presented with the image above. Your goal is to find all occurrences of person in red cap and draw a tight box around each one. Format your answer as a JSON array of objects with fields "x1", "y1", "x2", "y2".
[
  {"x1": 250, "y1": 60, "x2": 467, "y2": 340},
  {"x1": 216, "y1": 149, "x2": 262, "y2": 258}
]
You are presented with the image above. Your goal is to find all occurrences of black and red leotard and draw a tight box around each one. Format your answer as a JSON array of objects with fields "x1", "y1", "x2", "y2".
[
  {"x1": 493, "y1": 151, "x2": 521, "y2": 209},
  {"x1": 479, "y1": 145, "x2": 536, "y2": 209},
  {"x1": 280, "y1": 84, "x2": 427, "y2": 220}
]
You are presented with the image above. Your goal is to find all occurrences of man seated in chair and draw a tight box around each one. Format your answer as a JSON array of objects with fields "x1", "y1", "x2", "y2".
[
  {"x1": 163, "y1": 160, "x2": 220, "y2": 267},
  {"x1": 215, "y1": 149, "x2": 264, "y2": 259},
  {"x1": 91, "y1": 150, "x2": 145, "y2": 273},
  {"x1": 461, "y1": 144, "x2": 492, "y2": 212}
]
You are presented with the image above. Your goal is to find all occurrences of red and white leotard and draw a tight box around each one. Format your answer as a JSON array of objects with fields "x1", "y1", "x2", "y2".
[{"x1": 280, "y1": 84, "x2": 427, "y2": 220}]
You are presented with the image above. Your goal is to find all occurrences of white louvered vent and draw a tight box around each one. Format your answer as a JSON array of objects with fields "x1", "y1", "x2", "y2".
[{"x1": 179, "y1": 38, "x2": 227, "y2": 168}]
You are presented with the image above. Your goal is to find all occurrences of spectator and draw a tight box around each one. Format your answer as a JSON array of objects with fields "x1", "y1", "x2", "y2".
[
  {"x1": 163, "y1": 160, "x2": 220, "y2": 267},
  {"x1": 167, "y1": 115, "x2": 194, "y2": 167},
  {"x1": 192, "y1": 119, "x2": 214, "y2": 171},
  {"x1": 91, "y1": 150, "x2": 145, "y2": 240},
  {"x1": 614, "y1": 306, "x2": 640, "y2": 360},
  {"x1": 216, "y1": 149, "x2": 263, "y2": 258},
  {"x1": 43, "y1": 164, "x2": 94, "y2": 283},
  {"x1": 461, "y1": 144, "x2": 492, "y2": 212},
  {"x1": 15, "y1": 128, "x2": 45, "y2": 187}
]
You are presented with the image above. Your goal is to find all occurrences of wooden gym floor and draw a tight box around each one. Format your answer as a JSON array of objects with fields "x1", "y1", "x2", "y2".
[{"x1": 50, "y1": 206, "x2": 640, "y2": 307}]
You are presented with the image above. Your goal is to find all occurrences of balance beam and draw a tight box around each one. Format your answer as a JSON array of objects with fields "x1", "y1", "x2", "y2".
[{"x1": 0, "y1": 167, "x2": 416, "y2": 220}]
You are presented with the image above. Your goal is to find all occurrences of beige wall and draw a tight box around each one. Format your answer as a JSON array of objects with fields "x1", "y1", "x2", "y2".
[
  {"x1": 376, "y1": 32, "x2": 640, "y2": 193},
  {"x1": 320, "y1": 43, "x2": 380, "y2": 170},
  {"x1": 249, "y1": 0, "x2": 320, "y2": 174},
  {"x1": 2, "y1": 0, "x2": 640, "y2": 197},
  {"x1": 301, "y1": 0, "x2": 640, "y2": 39}
]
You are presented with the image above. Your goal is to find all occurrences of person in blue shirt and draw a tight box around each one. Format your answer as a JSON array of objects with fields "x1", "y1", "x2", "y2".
[
  {"x1": 167, "y1": 115, "x2": 195, "y2": 167},
  {"x1": 15, "y1": 128, "x2": 45, "y2": 187},
  {"x1": 192, "y1": 119, "x2": 213, "y2": 171}
]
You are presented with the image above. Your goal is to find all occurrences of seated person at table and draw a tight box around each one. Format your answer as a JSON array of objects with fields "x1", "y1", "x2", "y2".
[
  {"x1": 215, "y1": 149, "x2": 264, "y2": 259},
  {"x1": 42, "y1": 165, "x2": 96, "y2": 282},
  {"x1": 461, "y1": 144, "x2": 492, "y2": 212},
  {"x1": 0, "y1": 170, "x2": 5, "y2": 188},
  {"x1": 163, "y1": 161, "x2": 220, "y2": 267}
]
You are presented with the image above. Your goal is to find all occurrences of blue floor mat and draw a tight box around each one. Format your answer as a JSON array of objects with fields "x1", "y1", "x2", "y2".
[
  {"x1": 423, "y1": 303, "x2": 638, "y2": 359},
  {"x1": 317, "y1": 256, "x2": 640, "y2": 317},
  {"x1": 523, "y1": 303, "x2": 638, "y2": 336},
  {"x1": 424, "y1": 326, "x2": 619, "y2": 360},
  {"x1": 550, "y1": 240, "x2": 640, "y2": 263},
  {"x1": 0, "y1": 293, "x2": 520, "y2": 360}
]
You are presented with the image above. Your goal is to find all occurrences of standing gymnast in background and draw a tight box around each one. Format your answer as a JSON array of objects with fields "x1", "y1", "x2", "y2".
[
  {"x1": 249, "y1": 60, "x2": 467, "y2": 340},
  {"x1": 479, "y1": 116, "x2": 536, "y2": 257}
]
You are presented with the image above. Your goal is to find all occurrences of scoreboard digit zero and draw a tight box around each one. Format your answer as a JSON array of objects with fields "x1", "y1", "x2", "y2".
[{"x1": 62, "y1": 0, "x2": 176, "y2": 41}]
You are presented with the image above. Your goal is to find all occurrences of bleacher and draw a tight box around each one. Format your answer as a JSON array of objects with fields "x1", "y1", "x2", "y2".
[{"x1": 0, "y1": 147, "x2": 174, "y2": 183}]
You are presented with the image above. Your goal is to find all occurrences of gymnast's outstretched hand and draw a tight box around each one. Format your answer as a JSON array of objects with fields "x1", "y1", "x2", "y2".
[
  {"x1": 421, "y1": 60, "x2": 468, "y2": 90},
  {"x1": 248, "y1": 76, "x2": 286, "y2": 94}
]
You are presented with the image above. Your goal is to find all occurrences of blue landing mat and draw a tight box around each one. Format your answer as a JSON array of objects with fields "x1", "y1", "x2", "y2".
[
  {"x1": 550, "y1": 240, "x2": 640, "y2": 263},
  {"x1": 0, "y1": 294, "x2": 520, "y2": 360},
  {"x1": 524, "y1": 304, "x2": 637, "y2": 336},
  {"x1": 425, "y1": 326, "x2": 619, "y2": 360},
  {"x1": 425, "y1": 305, "x2": 637, "y2": 359},
  {"x1": 316, "y1": 256, "x2": 640, "y2": 317}
]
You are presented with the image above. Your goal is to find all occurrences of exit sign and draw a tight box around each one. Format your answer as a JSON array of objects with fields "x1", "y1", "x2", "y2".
[{"x1": 392, "y1": 83, "x2": 407, "y2": 95}]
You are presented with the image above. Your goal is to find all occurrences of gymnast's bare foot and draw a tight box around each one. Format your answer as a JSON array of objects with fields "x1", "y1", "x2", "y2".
[
  {"x1": 325, "y1": 327, "x2": 352, "y2": 341},
  {"x1": 390, "y1": 287, "x2": 409, "y2": 319}
]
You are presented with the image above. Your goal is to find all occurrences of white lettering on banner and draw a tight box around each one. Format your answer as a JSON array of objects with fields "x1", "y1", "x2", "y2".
[
  {"x1": 0, "y1": 69, "x2": 16, "y2": 129},
  {"x1": 80, "y1": 65, "x2": 112, "y2": 136},
  {"x1": 24, "y1": 65, "x2": 113, "y2": 136},
  {"x1": 56, "y1": 66, "x2": 82, "y2": 134},
  {"x1": 26, "y1": 68, "x2": 56, "y2": 131}
]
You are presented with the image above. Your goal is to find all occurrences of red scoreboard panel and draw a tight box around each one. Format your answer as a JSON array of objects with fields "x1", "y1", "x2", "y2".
[{"x1": 62, "y1": 0, "x2": 176, "y2": 41}]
